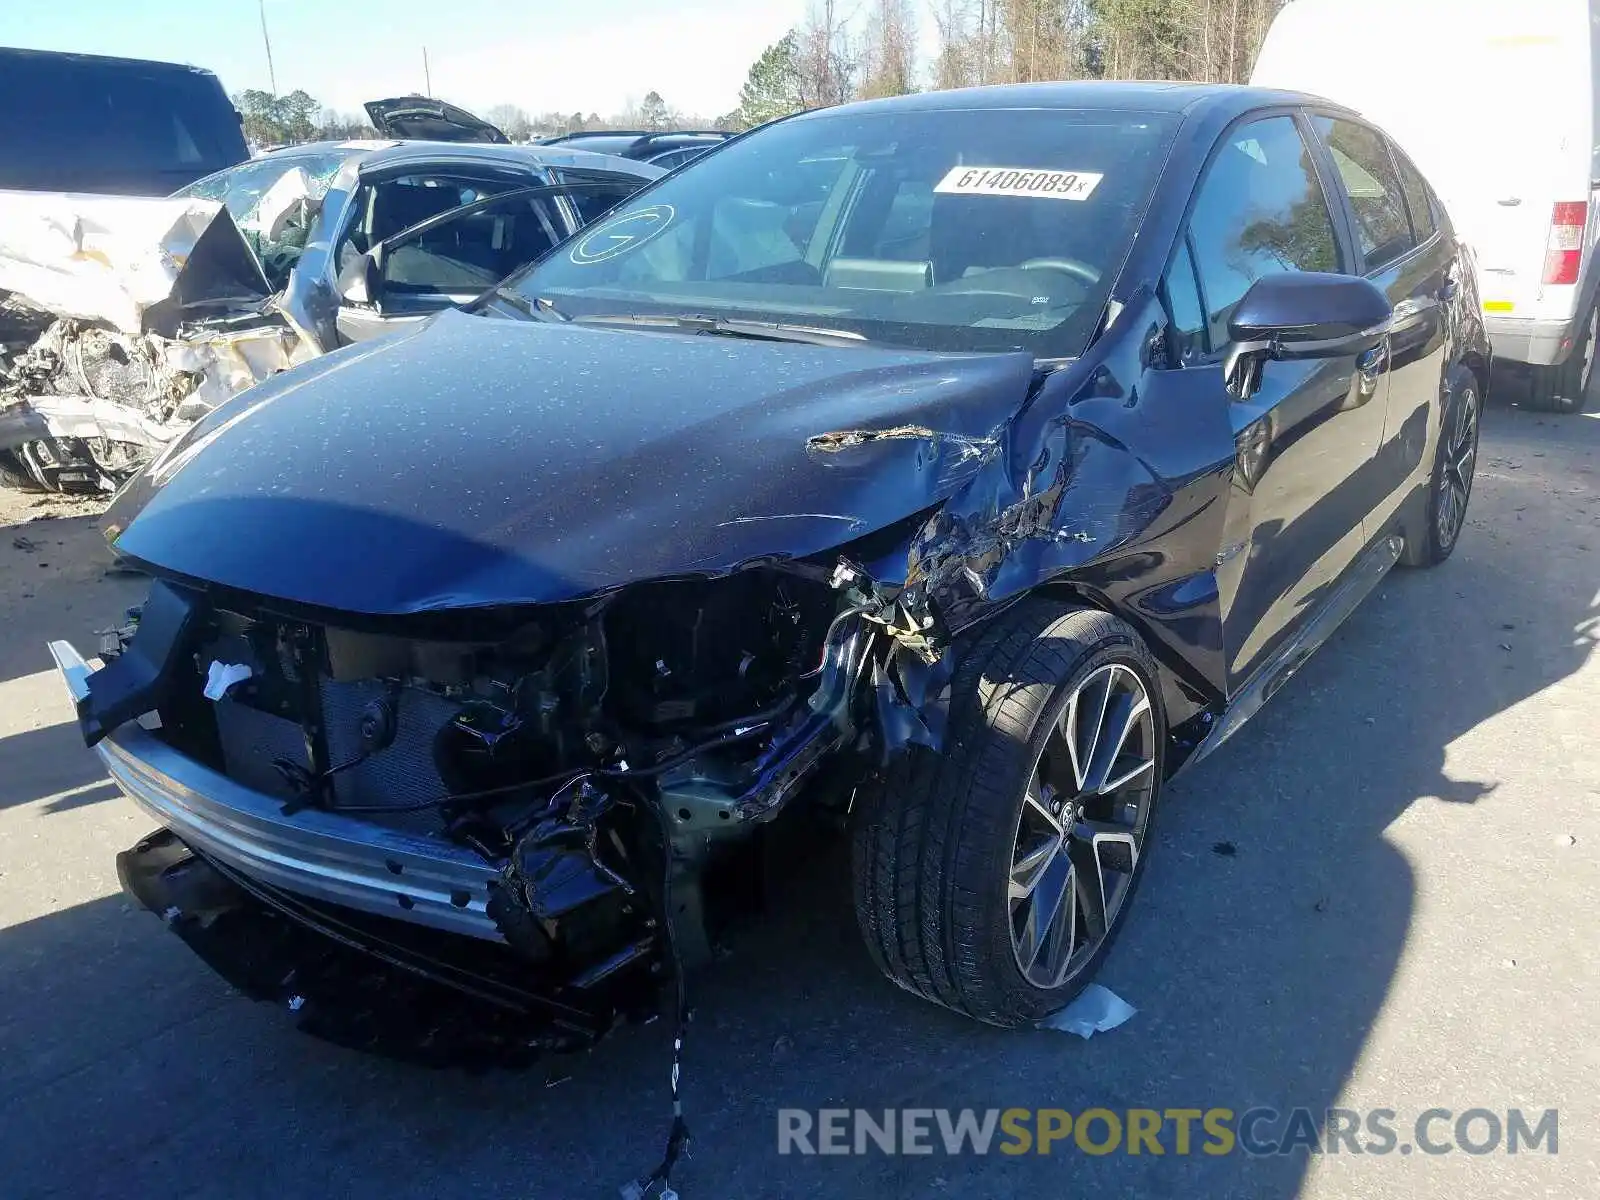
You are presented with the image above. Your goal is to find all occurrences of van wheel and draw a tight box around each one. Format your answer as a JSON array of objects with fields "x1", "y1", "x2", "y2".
[
  {"x1": 850, "y1": 602, "x2": 1165, "y2": 1027},
  {"x1": 1525, "y1": 304, "x2": 1595, "y2": 414},
  {"x1": 1402, "y1": 367, "x2": 1480, "y2": 567}
]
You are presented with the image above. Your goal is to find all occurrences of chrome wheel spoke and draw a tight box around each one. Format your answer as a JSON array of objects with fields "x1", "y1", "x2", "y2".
[
  {"x1": 1073, "y1": 819, "x2": 1140, "y2": 875},
  {"x1": 1022, "y1": 780, "x2": 1063, "y2": 835},
  {"x1": 1067, "y1": 836, "x2": 1108, "y2": 942},
  {"x1": 1101, "y1": 755, "x2": 1155, "y2": 793},
  {"x1": 1063, "y1": 670, "x2": 1112, "y2": 792},
  {"x1": 1088, "y1": 687, "x2": 1153, "y2": 795},
  {"x1": 1059, "y1": 688, "x2": 1085, "y2": 791},
  {"x1": 1010, "y1": 832, "x2": 1062, "y2": 902},
  {"x1": 1015, "y1": 852, "x2": 1075, "y2": 978},
  {"x1": 1009, "y1": 662, "x2": 1157, "y2": 990}
]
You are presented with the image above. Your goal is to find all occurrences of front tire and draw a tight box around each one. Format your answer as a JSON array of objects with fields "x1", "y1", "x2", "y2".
[
  {"x1": 851, "y1": 602, "x2": 1165, "y2": 1026},
  {"x1": 1525, "y1": 304, "x2": 1595, "y2": 414}
]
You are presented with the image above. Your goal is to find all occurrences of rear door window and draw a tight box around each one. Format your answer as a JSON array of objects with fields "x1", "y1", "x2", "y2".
[
  {"x1": 1187, "y1": 115, "x2": 1342, "y2": 347},
  {"x1": 1311, "y1": 117, "x2": 1416, "y2": 271},
  {"x1": 378, "y1": 188, "x2": 568, "y2": 297}
]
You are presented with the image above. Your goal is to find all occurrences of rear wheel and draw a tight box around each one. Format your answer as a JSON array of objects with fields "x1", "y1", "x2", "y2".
[
  {"x1": 1402, "y1": 367, "x2": 1480, "y2": 568},
  {"x1": 1525, "y1": 304, "x2": 1595, "y2": 414},
  {"x1": 851, "y1": 602, "x2": 1165, "y2": 1026}
]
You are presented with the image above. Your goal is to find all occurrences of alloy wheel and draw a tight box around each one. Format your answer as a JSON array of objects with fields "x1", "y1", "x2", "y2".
[
  {"x1": 1008, "y1": 662, "x2": 1156, "y2": 990},
  {"x1": 1435, "y1": 384, "x2": 1480, "y2": 548}
]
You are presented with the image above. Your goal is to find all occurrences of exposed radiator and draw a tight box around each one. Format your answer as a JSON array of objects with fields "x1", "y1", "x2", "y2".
[{"x1": 201, "y1": 628, "x2": 465, "y2": 829}]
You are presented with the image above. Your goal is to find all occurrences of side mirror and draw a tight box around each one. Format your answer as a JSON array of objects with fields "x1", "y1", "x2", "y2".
[
  {"x1": 1225, "y1": 272, "x2": 1392, "y2": 397},
  {"x1": 335, "y1": 250, "x2": 381, "y2": 307}
]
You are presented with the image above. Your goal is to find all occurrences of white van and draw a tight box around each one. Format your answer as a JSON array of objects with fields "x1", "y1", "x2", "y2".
[{"x1": 1251, "y1": 0, "x2": 1600, "y2": 411}]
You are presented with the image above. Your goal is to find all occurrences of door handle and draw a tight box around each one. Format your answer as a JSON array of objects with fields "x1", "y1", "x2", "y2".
[
  {"x1": 1356, "y1": 338, "x2": 1389, "y2": 398},
  {"x1": 1497, "y1": 197, "x2": 1523, "y2": 207}
]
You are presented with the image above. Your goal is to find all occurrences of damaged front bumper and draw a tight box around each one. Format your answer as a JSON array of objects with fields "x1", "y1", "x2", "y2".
[{"x1": 50, "y1": 638, "x2": 504, "y2": 941}]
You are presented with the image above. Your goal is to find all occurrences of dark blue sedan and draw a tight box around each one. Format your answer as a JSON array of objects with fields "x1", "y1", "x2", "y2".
[{"x1": 61, "y1": 83, "x2": 1490, "y2": 1053}]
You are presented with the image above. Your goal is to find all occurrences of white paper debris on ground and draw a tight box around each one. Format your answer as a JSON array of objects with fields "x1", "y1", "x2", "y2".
[
  {"x1": 1038, "y1": 983, "x2": 1137, "y2": 1038},
  {"x1": 202, "y1": 661, "x2": 253, "y2": 701}
]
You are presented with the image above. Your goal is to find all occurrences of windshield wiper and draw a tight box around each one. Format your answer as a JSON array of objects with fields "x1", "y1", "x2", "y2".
[
  {"x1": 571, "y1": 313, "x2": 868, "y2": 348},
  {"x1": 483, "y1": 286, "x2": 571, "y2": 323}
]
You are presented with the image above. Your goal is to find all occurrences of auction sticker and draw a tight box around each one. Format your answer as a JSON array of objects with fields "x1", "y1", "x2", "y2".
[
  {"x1": 933, "y1": 166, "x2": 1103, "y2": 201},
  {"x1": 570, "y1": 204, "x2": 675, "y2": 264}
]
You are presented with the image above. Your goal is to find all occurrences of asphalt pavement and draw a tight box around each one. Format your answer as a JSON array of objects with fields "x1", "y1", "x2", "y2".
[{"x1": 0, "y1": 378, "x2": 1595, "y2": 1199}]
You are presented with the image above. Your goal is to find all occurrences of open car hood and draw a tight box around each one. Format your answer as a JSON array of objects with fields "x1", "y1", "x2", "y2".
[
  {"x1": 363, "y1": 97, "x2": 510, "y2": 144},
  {"x1": 108, "y1": 309, "x2": 1037, "y2": 614}
]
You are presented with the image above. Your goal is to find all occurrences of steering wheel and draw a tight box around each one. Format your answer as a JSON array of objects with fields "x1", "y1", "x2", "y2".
[{"x1": 1018, "y1": 257, "x2": 1102, "y2": 286}]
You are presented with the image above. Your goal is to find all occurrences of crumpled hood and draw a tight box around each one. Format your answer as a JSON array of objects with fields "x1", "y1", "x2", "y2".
[
  {"x1": 0, "y1": 191, "x2": 273, "y2": 335},
  {"x1": 111, "y1": 309, "x2": 1037, "y2": 614}
]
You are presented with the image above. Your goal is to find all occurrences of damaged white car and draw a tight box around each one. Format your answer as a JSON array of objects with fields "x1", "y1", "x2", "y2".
[{"x1": 0, "y1": 138, "x2": 660, "y2": 492}]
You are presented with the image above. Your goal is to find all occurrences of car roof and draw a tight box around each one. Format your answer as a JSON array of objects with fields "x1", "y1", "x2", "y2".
[
  {"x1": 350, "y1": 140, "x2": 662, "y2": 178},
  {"x1": 0, "y1": 45, "x2": 224, "y2": 79},
  {"x1": 540, "y1": 130, "x2": 731, "y2": 158},
  {"x1": 804, "y1": 81, "x2": 1344, "y2": 123},
  {"x1": 250, "y1": 139, "x2": 663, "y2": 180}
]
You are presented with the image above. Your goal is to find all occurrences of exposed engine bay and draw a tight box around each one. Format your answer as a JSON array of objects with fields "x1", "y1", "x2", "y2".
[{"x1": 90, "y1": 563, "x2": 913, "y2": 1056}]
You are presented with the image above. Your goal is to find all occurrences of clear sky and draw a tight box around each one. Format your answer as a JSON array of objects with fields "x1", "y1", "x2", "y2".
[{"x1": 0, "y1": 0, "x2": 813, "y2": 120}]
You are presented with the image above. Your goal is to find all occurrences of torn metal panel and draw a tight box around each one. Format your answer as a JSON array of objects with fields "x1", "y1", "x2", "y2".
[
  {"x1": 0, "y1": 394, "x2": 185, "y2": 451},
  {"x1": 0, "y1": 191, "x2": 272, "y2": 334},
  {"x1": 0, "y1": 316, "x2": 309, "y2": 491}
]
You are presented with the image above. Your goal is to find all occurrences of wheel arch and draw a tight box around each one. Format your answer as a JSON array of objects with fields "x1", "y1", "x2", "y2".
[
  {"x1": 1458, "y1": 350, "x2": 1491, "y2": 404},
  {"x1": 1016, "y1": 577, "x2": 1221, "y2": 756}
]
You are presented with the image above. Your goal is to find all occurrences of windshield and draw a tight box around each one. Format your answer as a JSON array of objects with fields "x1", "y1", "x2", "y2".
[
  {"x1": 176, "y1": 149, "x2": 353, "y2": 220},
  {"x1": 176, "y1": 149, "x2": 356, "y2": 289},
  {"x1": 504, "y1": 107, "x2": 1177, "y2": 357}
]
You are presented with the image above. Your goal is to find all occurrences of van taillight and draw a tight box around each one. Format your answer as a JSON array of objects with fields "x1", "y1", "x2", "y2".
[{"x1": 1542, "y1": 201, "x2": 1588, "y2": 285}]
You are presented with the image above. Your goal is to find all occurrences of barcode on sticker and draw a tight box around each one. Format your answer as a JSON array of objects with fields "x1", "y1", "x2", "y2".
[{"x1": 934, "y1": 166, "x2": 1103, "y2": 201}]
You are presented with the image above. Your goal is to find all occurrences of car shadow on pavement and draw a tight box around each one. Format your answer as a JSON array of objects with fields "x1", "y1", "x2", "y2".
[
  {"x1": 0, "y1": 502, "x2": 140, "y2": 690},
  {"x1": 0, "y1": 721, "x2": 123, "y2": 814},
  {"x1": 0, "y1": 399, "x2": 1594, "y2": 1200}
]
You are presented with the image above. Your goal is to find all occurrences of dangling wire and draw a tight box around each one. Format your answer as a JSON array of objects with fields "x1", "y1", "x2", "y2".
[{"x1": 622, "y1": 798, "x2": 692, "y2": 1200}]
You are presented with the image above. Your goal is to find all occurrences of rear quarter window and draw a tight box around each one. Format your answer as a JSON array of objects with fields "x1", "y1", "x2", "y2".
[{"x1": 1391, "y1": 149, "x2": 1437, "y2": 243}]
